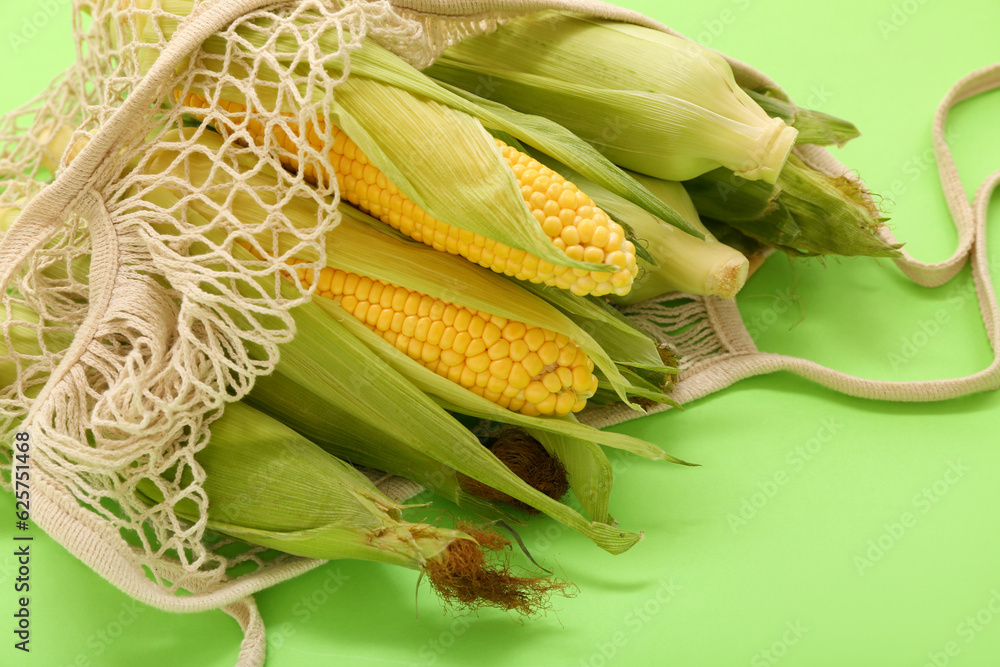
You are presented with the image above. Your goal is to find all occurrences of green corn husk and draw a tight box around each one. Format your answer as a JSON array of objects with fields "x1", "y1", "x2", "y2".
[
  {"x1": 745, "y1": 88, "x2": 861, "y2": 148},
  {"x1": 134, "y1": 400, "x2": 466, "y2": 567},
  {"x1": 425, "y1": 10, "x2": 797, "y2": 184},
  {"x1": 684, "y1": 155, "x2": 902, "y2": 257},
  {"x1": 132, "y1": 400, "x2": 567, "y2": 613},
  {"x1": 528, "y1": 428, "x2": 614, "y2": 525},
  {"x1": 118, "y1": 129, "x2": 687, "y2": 554}
]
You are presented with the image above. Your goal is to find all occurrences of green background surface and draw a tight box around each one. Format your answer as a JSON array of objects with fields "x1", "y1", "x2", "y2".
[{"x1": 2, "y1": 1, "x2": 999, "y2": 665}]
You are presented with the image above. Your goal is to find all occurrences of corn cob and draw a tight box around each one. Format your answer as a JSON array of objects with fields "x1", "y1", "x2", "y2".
[
  {"x1": 179, "y1": 93, "x2": 638, "y2": 297},
  {"x1": 426, "y1": 10, "x2": 798, "y2": 184},
  {"x1": 54, "y1": 127, "x2": 615, "y2": 420},
  {"x1": 285, "y1": 259, "x2": 598, "y2": 417},
  {"x1": 137, "y1": 401, "x2": 567, "y2": 614},
  {"x1": 2, "y1": 199, "x2": 645, "y2": 555}
]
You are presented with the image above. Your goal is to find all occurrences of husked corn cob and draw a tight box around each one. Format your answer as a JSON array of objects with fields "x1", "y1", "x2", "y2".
[
  {"x1": 179, "y1": 93, "x2": 638, "y2": 297},
  {"x1": 286, "y1": 258, "x2": 599, "y2": 417}
]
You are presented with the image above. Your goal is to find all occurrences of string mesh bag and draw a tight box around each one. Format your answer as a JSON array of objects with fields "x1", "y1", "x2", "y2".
[{"x1": 0, "y1": 1, "x2": 998, "y2": 664}]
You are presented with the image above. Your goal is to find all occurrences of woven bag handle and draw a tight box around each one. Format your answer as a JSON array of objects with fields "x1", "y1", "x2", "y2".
[
  {"x1": 733, "y1": 64, "x2": 1000, "y2": 402},
  {"x1": 645, "y1": 64, "x2": 1000, "y2": 409}
]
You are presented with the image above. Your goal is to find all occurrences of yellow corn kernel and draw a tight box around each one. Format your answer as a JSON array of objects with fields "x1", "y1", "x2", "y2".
[{"x1": 294, "y1": 262, "x2": 598, "y2": 416}]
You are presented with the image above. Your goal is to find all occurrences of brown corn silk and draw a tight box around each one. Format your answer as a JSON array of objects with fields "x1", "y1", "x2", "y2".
[
  {"x1": 0, "y1": 1, "x2": 997, "y2": 666},
  {"x1": 426, "y1": 522, "x2": 570, "y2": 614},
  {"x1": 458, "y1": 428, "x2": 570, "y2": 512}
]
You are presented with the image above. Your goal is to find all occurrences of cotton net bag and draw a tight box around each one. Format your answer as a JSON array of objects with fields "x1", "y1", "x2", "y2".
[{"x1": 0, "y1": 0, "x2": 997, "y2": 664}]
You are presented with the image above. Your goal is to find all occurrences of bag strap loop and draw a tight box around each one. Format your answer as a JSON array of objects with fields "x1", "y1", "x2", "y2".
[{"x1": 689, "y1": 65, "x2": 1000, "y2": 404}]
